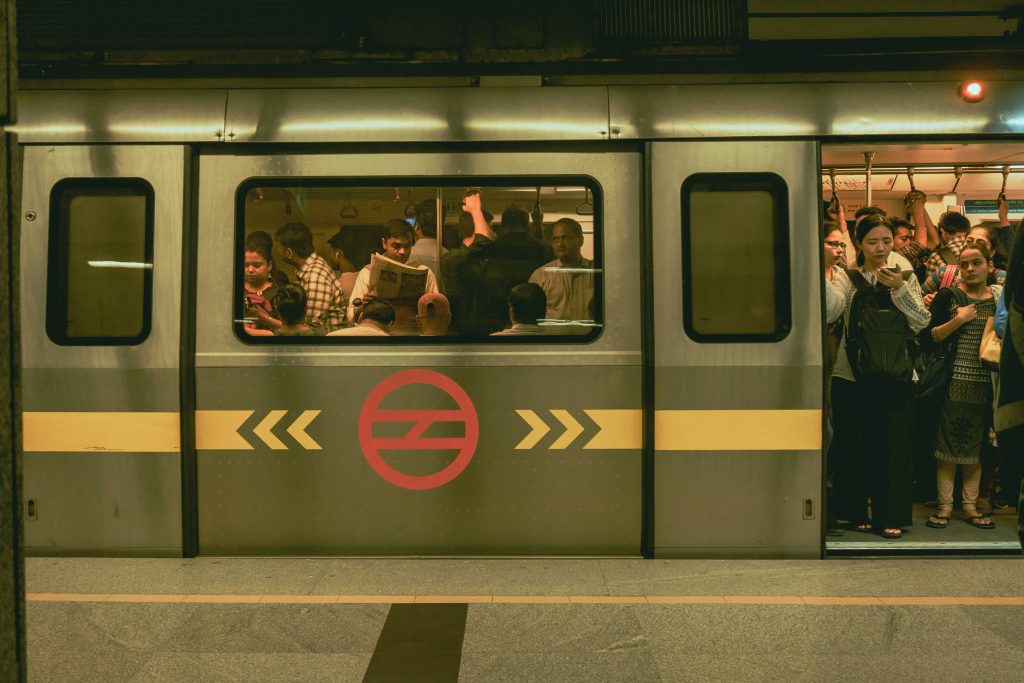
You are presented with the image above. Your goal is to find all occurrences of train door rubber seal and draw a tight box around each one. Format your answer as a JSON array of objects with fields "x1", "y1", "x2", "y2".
[
  {"x1": 179, "y1": 148, "x2": 200, "y2": 558},
  {"x1": 641, "y1": 143, "x2": 655, "y2": 559}
]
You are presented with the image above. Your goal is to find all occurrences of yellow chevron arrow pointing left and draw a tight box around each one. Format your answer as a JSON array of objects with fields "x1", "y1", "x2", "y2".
[
  {"x1": 253, "y1": 410, "x2": 288, "y2": 450},
  {"x1": 287, "y1": 410, "x2": 322, "y2": 450}
]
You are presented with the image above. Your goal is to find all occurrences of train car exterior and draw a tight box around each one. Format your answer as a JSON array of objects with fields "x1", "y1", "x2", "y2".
[{"x1": 14, "y1": 80, "x2": 1024, "y2": 558}]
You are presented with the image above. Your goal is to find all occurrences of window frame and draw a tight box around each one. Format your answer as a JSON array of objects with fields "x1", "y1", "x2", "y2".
[
  {"x1": 680, "y1": 172, "x2": 792, "y2": 343},
  {"x1": 234, "y1": 175, "x2": 604, "y2": 345},
  {"x1": 45, "y1": 177, "x2": 156, "y2": 346}
]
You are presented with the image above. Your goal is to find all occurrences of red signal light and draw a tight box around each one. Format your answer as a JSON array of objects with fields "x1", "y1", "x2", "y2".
[{"x1": 959, "y1": 81, "x2": 985, "y2": 103}]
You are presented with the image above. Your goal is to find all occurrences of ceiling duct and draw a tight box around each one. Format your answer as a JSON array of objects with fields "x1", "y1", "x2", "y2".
[{"x1": 594, "y1": 0, "x2": 747, "y2": 45}]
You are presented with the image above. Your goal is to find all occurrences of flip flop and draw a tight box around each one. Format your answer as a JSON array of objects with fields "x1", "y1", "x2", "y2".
[
  {"x1": 926, "y1": 515, "x2": 950, "y2": 529},
  {"x1": 878, "y1": 529, "x2": 903, "y2": 539},
  {"x1": 964, "y1": 515, "x2": 995, "y2": 529},
  {"x1": 852, "y1": 523, "x2": 873, "y2": 533}
]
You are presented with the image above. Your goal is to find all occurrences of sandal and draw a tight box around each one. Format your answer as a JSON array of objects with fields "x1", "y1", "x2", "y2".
[
  {"x1": 852, "y1": 522, "x2": 873, "y2": 533},
  {"x1": 926, "y1": 515, "x2": 950, "y2": 529},
  {"x1": 878, "y1": 528, "x2": 903, "y2": 539},
  {"x1": 964, "y1": 514, "x2": 995, "y2": 529}
]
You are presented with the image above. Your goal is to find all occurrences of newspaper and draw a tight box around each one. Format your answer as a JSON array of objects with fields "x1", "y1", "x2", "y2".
[
  {"x1": 367, "y1": 253, "x2": 429, "y2": 335},
  {"x1": 368, "y1": 253, "x2": 429, "y2": 299}
]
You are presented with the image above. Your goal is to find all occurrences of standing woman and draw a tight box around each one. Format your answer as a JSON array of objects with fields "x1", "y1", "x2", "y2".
[
  {"x1": 924, "y1": 243, "x2": 1002, "y2": 530},
  {"x1": 823, "y1": 224, "x2": 848, "y2": 535},
  {"x1": 826, "y1": 215, "x2": 931, "y2": 538}
]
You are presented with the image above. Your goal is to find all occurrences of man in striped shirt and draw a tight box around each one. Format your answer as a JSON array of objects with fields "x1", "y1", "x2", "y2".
[{"x1": 275, "y1": 222, "x2": 347, "y2": 332}]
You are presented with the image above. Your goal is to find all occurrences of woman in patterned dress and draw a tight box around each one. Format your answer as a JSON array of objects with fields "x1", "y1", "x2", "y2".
[{"x1": 924, "y1": 243, "x2": 1002, "y2": 530}]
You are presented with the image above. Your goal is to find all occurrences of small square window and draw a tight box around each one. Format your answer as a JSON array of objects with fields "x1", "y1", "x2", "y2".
[
  {"x1": 46, "y1": 178, "x2": 154, "y2": 345},
  {"x1": 681, "y1": 173, "x2": 791, "y2": 342}
]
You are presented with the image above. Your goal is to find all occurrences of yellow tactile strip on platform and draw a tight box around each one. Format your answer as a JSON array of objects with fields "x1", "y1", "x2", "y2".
[{"x1": 25, "y1": 594, "x2": 1024, "y2": 606}]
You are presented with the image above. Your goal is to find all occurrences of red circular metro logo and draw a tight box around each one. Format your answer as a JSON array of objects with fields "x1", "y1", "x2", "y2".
[{"x1": 357, "y1": 369, "x2": 479, "y2": 490}]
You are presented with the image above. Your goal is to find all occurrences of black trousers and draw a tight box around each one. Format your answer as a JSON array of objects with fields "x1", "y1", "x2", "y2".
[{"x1": 830, "y1": 377, "x2": 915, "y2": 530}]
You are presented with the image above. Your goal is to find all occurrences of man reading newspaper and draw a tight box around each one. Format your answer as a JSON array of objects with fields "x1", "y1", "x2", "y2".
[{"x1": 347, "y1": 219, "x2": 439, "y2": 335}]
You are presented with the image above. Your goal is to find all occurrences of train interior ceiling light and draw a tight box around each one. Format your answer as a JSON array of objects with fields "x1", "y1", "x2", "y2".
[{"x1": 959, "y1": 80, "x2": 986, "y2": 103}]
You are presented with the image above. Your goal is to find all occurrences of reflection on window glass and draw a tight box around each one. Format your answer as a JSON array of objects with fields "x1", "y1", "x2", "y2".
[
  {"x1": 682, "y1": 173, "x2": 791, "y2": 341},
  {"x1": 237, "y1": 182, "x2": 602, "y2": 342},
  {"x1": 46, "y1": 179, "x2": 154, "y2": 344}
]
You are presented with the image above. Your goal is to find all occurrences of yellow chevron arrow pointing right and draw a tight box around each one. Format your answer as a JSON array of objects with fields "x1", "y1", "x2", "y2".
[
  {"x1": 514, "y1": 410, "x2": 550, "y2": 450},
  {"x1": 549, "y1": 410, "x2": 584, "y2": 449}
]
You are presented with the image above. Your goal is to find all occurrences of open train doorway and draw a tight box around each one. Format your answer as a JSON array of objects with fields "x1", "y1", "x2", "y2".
[{"x1": 821, "y1": 142, "x2": 1023, "y2": 556}]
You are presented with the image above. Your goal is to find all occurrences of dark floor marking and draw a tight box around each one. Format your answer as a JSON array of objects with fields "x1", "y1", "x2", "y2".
[{"x1": 363, "y1": 603, "x2": 468, "y2": 683}]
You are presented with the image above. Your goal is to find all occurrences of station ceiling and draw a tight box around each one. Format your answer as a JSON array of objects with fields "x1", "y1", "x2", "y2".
[{"x1": 15, "y1": 0, "x2": 1024, "y2": 82}]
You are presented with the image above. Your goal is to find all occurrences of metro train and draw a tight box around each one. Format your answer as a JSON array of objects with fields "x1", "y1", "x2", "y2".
[{"x1": 13, "y1": 78, "x2": 1024, "y2": 558}]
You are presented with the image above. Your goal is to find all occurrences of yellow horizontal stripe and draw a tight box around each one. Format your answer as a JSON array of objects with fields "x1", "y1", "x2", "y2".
[
  {"x1": 22, "y1": 412, "x2": 180, "y2": 453},
  {"x1": 25, "y1": 593, "x2": 1024, "y2": 606},
  {"x1": 584, "y1": 409, "x2": 642, "y2": 449},
  {"x1": 21, "y1": 409, "x2": 823, "y2": 453},
  {"x1": 655, "y1": 409, "x2": 821, "y2": 452}
]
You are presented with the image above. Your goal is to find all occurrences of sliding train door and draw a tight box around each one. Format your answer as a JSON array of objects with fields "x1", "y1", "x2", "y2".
[
  {"x1": 194, "y1": 148, "x2": 643, "y2": 555},
  {"x1": 649, "y1": 140, "x2": 824, "y2": 558},
  {"x1": 20, "y1": 145, "x2": 187, "y2": 555}
]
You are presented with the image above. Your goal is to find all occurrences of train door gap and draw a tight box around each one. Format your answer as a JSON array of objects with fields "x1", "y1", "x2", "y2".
[{"x1": 821, "y1": 141, "x2": 1022, "y2": 558}]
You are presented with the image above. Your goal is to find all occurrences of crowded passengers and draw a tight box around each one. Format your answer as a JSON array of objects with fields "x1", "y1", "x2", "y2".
[
  {"x1": 240, "y1": 189, "x2": 596, "y2": 339},
  {"x1": 824, "y1": 193, "x2": 1022, "y2": 539}
]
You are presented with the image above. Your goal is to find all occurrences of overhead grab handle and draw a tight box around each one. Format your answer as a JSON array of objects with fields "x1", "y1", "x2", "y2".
[
  {"x1": 903, "y1": 166, "x2": 927, "y2": 209},
  {"x1": 576, "y1": 187, "x2": 594, "y2": 216},
  {"x1": 949, "y1": 166, "x2": 963, "y2": 195},
  {"x1": 864, "y1": 152, "x2": 875, "y2": 207},
  {"x1": 999, "y1": 166, "x2": 1010, "y2": 199},
  {"x1": 339, "y1": 194, "x2": 358, "y2": 219}
]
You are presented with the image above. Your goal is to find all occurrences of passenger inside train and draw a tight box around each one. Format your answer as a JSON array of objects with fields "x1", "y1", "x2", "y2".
[
  {"x1": 821, "y1": 145, "x2": 1021, "y2": 548},
  {"x1": 239, "y1": 184, "x2": 599, "y2": 340}
]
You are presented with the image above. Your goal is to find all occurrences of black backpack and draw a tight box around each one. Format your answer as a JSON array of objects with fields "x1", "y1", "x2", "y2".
[{"x1": 845, "y1": 269, "x2": 918, "y2": 383}]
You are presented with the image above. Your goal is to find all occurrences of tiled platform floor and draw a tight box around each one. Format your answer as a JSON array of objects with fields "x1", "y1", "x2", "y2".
[{"x1": 25, "y1": 556, "x2": 1024, "y2": 682}]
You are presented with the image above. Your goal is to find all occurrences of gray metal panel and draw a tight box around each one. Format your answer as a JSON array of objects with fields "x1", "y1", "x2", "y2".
[
  {"x1": 22, "y1": 369, "x2": 180, "y2": 411},
  {"x1": 651, "y1": 141, "x2": 821, "y2": 369},
  {"x1": 655, "y1": 452, "x2": 821, "y2": 559},
  {"x1": 224, "y1": 87, "x2": 611, "y2": 143},
  {"x1": 13, "y1": 90, "x2": 227, "y2": 143},
  {"x1": 651, "y1": 366, "x2": 819, "y2": 410},
  {"x1": 196, "y1": 150, "x2": 642, "y2": 554},
  {"x1": 196, "y1": 150, "x2": 641, "y2": 367},
  {"x1": 650, "y1": 140, "x2": 822, "y2": 558},
  {"x1": 21, "y1": 145, "x2": 185, "y2": 370},
  {"x1": 198, "y1": 366, "x2": 641, "y2": 555},
  {"x1": 610, "y1": 83, "x2": 1024, "y2": 139},
  {"x1": 24, "y1": 454, "x2": 182, "y2": 554},
  {"x1": 20, "y1": 145, "x2": 185, "y2": 554}
]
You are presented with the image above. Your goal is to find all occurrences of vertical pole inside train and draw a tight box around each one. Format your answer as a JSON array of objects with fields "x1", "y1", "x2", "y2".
[{"x1": 863, "y1": 151, "x2": 875, "y2": 208}]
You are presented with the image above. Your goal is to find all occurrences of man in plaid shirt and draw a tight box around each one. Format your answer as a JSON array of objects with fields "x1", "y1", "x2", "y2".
[
  {"x1": 923, "y1": 212, "x2": 971, "y2": 277},
  {"x1": 275, "y1": 223, "x2": 347, "y2": 332}
]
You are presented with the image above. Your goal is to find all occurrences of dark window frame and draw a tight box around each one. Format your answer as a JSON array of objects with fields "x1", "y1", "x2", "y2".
[
  {"x1": 680, "y1": 172, "x2": 792, "y2": 343},
  {"x1": 45, "y1": 177, "x2": 156, "y2": 346},
  {"x1": 234, "y1": 176, "x2": 604, "y2": 345}
]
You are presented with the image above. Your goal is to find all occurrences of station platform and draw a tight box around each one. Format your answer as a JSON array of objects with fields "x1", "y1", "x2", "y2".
[{"x1": 26, "y1": 556, "x2": 1024, "y2": 682}]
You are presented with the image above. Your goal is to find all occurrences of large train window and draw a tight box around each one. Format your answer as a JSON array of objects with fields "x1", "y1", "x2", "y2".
[
  {"x1": 45, "y1": 178, "x2": 155, "y2": 345},
  {"x1": 235, "y1": 179, "x2": 602, "y2": 343},
  {"x1": 681, "y1": 173, "x2": 791, "y2": 342}
]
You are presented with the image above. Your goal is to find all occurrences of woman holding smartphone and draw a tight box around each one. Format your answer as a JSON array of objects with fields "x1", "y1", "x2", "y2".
[
  {"x1": 825, "y1": 215, "x2": 931, "y2": 539},
  {"x1": 924, "y1": 243, "x2": 1002, "y2": 530}
]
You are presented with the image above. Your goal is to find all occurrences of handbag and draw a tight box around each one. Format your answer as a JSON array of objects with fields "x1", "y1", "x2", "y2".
[
  {"x1": 980, "y1": 317, "x2": 1001, "y2": 371},
  {"x1": 915, "y1": 287, "x2": 967, "y2": 401}
]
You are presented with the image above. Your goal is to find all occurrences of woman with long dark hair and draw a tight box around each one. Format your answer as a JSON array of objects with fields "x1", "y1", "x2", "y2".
[
  {"x1": 825, "y1": 216, "x2": 931, "y2": 539},
  {"x1": 924, "y1": 243, "x2": 1002, "y2": 529}
]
